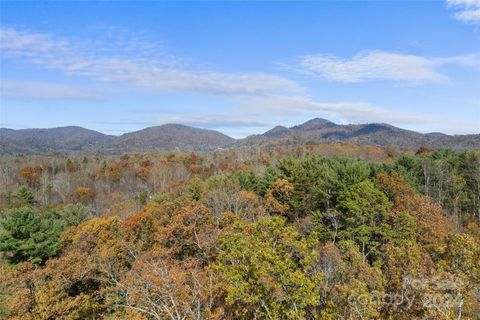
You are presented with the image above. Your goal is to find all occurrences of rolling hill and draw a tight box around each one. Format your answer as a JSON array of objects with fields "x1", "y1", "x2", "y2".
[
  {"x1": 106, "y1": 124, "x2": 234, "y2": 152},
  {"x1": 0, "y1": 126, "x2": 114, "y2": 153},
  {"x1": 0, "y1": 124, "x2": 234, "y2": 153},
  {"x1": 1, "y1": 118, "x2": 479, "y2": 153},
  {"x1": 233, "y1": 118, "x2": 480, "y2": 150}
]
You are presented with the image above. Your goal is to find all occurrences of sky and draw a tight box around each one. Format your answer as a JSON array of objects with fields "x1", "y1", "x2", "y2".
[{"x1": 0, "y1": 0, "x2": 479, "y2": 138}]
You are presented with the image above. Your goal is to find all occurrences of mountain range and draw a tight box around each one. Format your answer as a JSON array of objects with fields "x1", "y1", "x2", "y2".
[
  {"x1": 1, "y1": 118, "x2": 479, "y2": 154},
  {"x1": 231, "y1": 118, "x2": 480, "y2": 150}
]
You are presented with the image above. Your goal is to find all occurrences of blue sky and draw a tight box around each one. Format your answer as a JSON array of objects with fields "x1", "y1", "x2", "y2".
[{"x1": 0, "y1": 1, "x2": 479, "y2": 138}]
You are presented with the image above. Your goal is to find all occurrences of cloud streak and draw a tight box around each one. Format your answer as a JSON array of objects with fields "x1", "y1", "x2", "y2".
[
  {"x1": 286, "y1": 51, "x2": 479, "y2": 84},
  {"x1": 233, "y1": 95, "x2": 429, "y2": 125},
  {"x1": 0, "y1": 27, "x2": 454, "y2": 134},
  {"x1": 447, "y1": 0, "x2": 480, "y2": 24},
  {"x1": 0, "y1": 79, "x2": 102, "y2": 101},
  {"x1": 0, "y1": 27, "x2": 301, "y2": 96},
  {"x1": 99, "y1": 103, "x2": 427, "y2": 138},
  {"x1": 96, "y1": 117, "x2": 268, "y2": 129}
]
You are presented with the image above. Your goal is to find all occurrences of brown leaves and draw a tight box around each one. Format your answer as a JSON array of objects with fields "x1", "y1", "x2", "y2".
[
  {"x1": 157, "y1": 204, "x2": 219, "y2": 262},
  {"x1": 0, "y1": 262, "x2": 37, "y2": 320},
  {"x1": 375, "y1": 172, "x2": 453, "y2": 253},
  {"x1": 114, "y1": 254, "x2": 223, "y2": 320},
  {"x1": 18, "y1": 166, "x2": 43, "y2": 189},
  {"x1": 69, "y1": 187, "x2": 95, "y2": 204},
  {"x1": 264, "y1": 178, "x2": 294, "y2": 216}
]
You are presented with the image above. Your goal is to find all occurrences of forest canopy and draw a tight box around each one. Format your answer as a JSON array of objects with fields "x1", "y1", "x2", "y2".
[{"x1": 0, "y1": 147, "x2": 479, "y2": 319}]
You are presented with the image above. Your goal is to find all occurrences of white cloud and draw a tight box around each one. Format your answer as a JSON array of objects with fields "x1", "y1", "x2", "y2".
[
  {"x1": 96, "y1": 116, "x2": 268, "y2": 129},
  {"x1": 2, "y1": 27, "x2": 471, "y2": 135},
  {"x1": 0, "y1": 79, "x2": 102, "y2": 100},
  {"x1": 287, "y1": 51, "x2": 479, "y2": 84},
  {"x1": 447, "y1": 0, "x2": 480, "y2": 24},
  {"x1": 105, "y1": 100, "x2": 429, "y2": 138},
  {"x1": 0, "y1": 27, "x2": 301, "y2": 96},
  {"x1": 232, "y1": 94, "x2": 429, "y2": 125}
]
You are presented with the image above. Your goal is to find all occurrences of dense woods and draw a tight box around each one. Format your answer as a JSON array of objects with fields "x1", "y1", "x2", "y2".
[{"x1": 0, "y1": 146, "x2": 479, "y2": 319}]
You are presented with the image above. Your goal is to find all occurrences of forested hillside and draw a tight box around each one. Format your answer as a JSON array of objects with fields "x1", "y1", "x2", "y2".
[
  {"x1": 234, "y1": 118, "x2": 480, "y2": 151},
  {"x1": 2, "y1": 118, "x2": 480, "y2": 154},
  {"x1": 0, "y1": 124, "x2": 233, "y2": 153},
  {"x1": 0, "y1": 145, "x2": 479, "y2": 319},
  {"x1": 0, "y1": 127, "x2": 114, "y2": 153}
]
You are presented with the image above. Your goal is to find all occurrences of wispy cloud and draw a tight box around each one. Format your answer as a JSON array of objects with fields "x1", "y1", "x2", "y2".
[
  {"x1": 1, "y1": 27, "x2": 458, "y2": 135},
  {"x1": 447, "y1": 0, "x2": 480, "y2": 24},
  {"x1": 0, "y1": 27, "x2": 301, "y2": 96},
  {"x1": 286, "y1": 51, "x2": 479, "y2": 84},
  {"x1": 233, "y1": 94, "x2": 429, "y2": 125},
  {"x1": 0, "y1": 79, "x2": 102, "y2": 101},
  {"x1": 123, "y1": 97, "x2": 433, "y2": 138},
  {"x1": 95, "y1": 117, "x2": 268, "y2": 129},
  {"x1": 153, "y1": 116, "x2": 268, "y2": 129}
]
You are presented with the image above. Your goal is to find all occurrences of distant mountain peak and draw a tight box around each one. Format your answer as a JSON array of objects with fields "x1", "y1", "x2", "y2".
[
  {"x1": 425, "y1": 132, "x2": 448, "y2": 137},
  {"x1": 263, "y1": 125, "x2": 291, "y2": 138},
  {"x1": 0, "y1": 123, "x2": 234, "y2": 153},
  {"x1": 111, "y1": 123, "x2": 234, "y2": 151},
  {"x1": 354, "y1": 123, "x2": 397, "y2": 135},
  {"x1": 233, "y1": 117, "x2": 479, "y2": 151},
  {"x1": 291, "y1": 118, "x2": 336, "y2": 131},
  {"x1": 0, "y1": 126, "x2": 113, "y2": 153},
  {"x1": 1, "y1": 118, "x2": 479, "y2": 154}
]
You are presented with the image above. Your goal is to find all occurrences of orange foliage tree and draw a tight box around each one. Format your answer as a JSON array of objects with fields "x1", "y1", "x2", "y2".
[{"x1": 18, "y1": 166, "x2": 43, "y2": 189}]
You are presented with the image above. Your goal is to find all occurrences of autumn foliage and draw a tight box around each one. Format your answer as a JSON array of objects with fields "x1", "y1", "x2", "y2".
[{"x1": 1, "y1": 149, "x2": 480, "y2": 319}]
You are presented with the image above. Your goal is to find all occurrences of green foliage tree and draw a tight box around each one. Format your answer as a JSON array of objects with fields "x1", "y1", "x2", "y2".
[
  {"x1": 263, "y1": 157, "x2": 372, "y2": 219},
  {"x1": 389, "y1": 149, "x2": 480, "y2": 225},
  {"x1": 0, "y1": 208, "x2": 64, "y2": 264},
  {"x1": 61, "y1": 203, "x2": 90, "y2": 227},
  {"x1": 438, "y1": 233, "x2": 480, "y2": 318},
  {"x1": 0, "y1": 205, "x2": 88, "y2": 265},
  {"x1": 461, "y1": 150, "x2": 480, "y2": 221},
  {"x1": 186, "y1": 177, "x2": 204, "y2": 201},
  {"x1": 214, "y1": 217, "x2": 322, "y2": 319},
  {"x1": 133, "y1": 190, "x2": 149, "y2": 205},
  {"x1": 232, "y1": 170, "x2": 260, "y2": 192},
  {"x1": 13, "y1": 186, "x2": 35, "y2": 208},
  {"x1": 332, "y1": 181, "x2": 392, "y2": 262}
]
